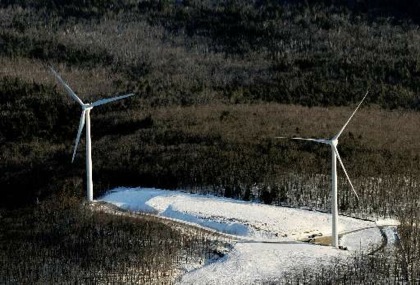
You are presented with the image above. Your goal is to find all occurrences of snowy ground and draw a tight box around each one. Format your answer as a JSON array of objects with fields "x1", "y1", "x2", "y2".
[{"x1": 99, "y1": 187, "x2": 399, "y2": 284}]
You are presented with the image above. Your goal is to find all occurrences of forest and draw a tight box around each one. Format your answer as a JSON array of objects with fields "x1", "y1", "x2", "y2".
[{"x1": 1, "y1": 0, "x2": 420, "y2": 283}]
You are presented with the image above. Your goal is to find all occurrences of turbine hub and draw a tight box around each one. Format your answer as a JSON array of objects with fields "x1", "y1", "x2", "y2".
[
  {"x1": 331, "y1": 139, "x2": 338, "y2": 146},
  {"x1": 82, "y1": 104, "x2": 93, "y2": 110}
]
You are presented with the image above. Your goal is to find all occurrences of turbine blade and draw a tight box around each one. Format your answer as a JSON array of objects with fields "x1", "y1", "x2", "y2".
[
  {"x1": 91, "y1": 93, "x2": 135, "y2": 107},
  {"x1": 50, "y1": 67, "x2": 84, "y2": 106},
  {"x1": 334, "y1": 91, "x2": 369, "y2": 140},
  {"x1": 275, "y1": 137, "x2": 329, "y2": 144},
  {"x1": 292, "y1": 137, "x2": 329, "y2": 144},
  {"x1": 332, "y1": 145, "x2": 359, "y2": 200},
  {"x1": 72, "y1": 110, "x2": 86, "y2": 163}
]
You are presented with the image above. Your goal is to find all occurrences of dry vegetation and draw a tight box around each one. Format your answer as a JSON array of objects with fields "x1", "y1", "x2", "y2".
[
  {"x1": 0, "y1": 197, "x2": 232, "y2": 284},
  {"x1": 2, "y1": 0, "x2": 420, "y2": 283}
]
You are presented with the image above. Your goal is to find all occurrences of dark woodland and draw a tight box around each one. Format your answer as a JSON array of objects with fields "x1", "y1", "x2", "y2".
[{"x1": 1, "y1": 0, "x2": 420, "y2": 283}]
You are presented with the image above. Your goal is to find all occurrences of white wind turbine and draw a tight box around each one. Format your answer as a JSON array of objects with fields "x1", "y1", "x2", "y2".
[
  {"x1": 50, "y1": 67, "x2": 136, "y2": 202},
  {"x1": 276, "y1": 91, "x2": 368, "y2": 248}
]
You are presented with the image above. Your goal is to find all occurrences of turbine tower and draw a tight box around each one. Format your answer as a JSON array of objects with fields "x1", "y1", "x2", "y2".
[
  {"x1": 50, "y1": 67, "x2": 136, "y2": 202},
  {"x1": 277, "y1": 91, "x2": 368, "y2": 248}
]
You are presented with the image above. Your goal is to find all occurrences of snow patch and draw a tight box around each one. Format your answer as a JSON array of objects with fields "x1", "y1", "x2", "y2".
[
  {"x1": 161, "y1": 205, "x2": 250, "y2": 236},
  {"x1": 99, "y1": 187, "x2": 388, "y2": 284},
  {"x1": 177, "y1": 243, "x2": 348, "y2": 285},
  {"x1": 376, "y1": 218, "x2": 400, "y2": 227},
  {"x1": 382, "y1": 226, "x2": 400, "y2": 246},
  {"x1": 99, "y1": 187, "x2": 377, "y2": 242},
  {"x1": 340, "y1": 227, "x2": 383, "y2": 252}
]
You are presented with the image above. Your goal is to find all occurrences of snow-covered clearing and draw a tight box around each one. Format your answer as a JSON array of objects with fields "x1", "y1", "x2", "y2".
[
  {"x1": 180, "y1": 243, "x2": 345, "y2": 284},
  {"x1": 99, "y1": 187, "x2": 399, "y2": 284}
]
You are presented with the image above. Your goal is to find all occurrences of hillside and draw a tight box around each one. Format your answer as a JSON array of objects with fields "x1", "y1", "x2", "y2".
[
  {"x1": 2, "y1": 0, "x2": 420, "y2": 206},
  {"x1": 1, "y1": 0, "x2": 420, "y2": 283}
]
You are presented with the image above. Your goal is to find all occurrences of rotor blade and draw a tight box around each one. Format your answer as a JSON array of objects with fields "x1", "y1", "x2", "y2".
[
  {"x1": 275, "y1": 136, "x2": 329, "y2": 144},
  {"x1": 72, "y1": 110, "x2": 86, "y2": 163},
  {"x1": 49, "y1": 67, "x2": 84, "y2": 106},
  {"x1": 332, "y1": 145, "x2": 359, "y2": 200},
  {"x1": 91, "y1": 93, "x2": 135, "y2": 107},
  {"x1": 334, "y1": 91, "x2": 368, "y2": 140}
]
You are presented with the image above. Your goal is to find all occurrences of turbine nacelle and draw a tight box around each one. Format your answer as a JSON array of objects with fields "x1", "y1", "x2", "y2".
[
  {"x1": 330, "y1": 139, "x2": 338, "y2": 147},
  {"x1": 82, "y1": 104, "x2": 94, "y2": 111}
]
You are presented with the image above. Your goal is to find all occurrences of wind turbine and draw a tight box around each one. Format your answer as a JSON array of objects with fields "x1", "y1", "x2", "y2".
[
  {"x1": 50, "y1": 67, "x2": 136, "y2": 202},
  {"x1": 276, "y1": 91, "x2": 368, "y2": 248}
]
